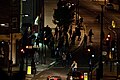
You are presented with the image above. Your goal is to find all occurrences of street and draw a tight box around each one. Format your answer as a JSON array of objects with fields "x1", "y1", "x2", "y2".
[
  {"x1": 31, "y1": 0, "x2": 120, "y2": 80},
  {"x1": 33, "y1": 68, "x2": 68, "y2": 80}
]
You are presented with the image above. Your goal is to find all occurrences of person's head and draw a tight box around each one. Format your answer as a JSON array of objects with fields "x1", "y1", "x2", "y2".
[{"x1": 73, "y1": 61, "x2": 76, "y2": 63}]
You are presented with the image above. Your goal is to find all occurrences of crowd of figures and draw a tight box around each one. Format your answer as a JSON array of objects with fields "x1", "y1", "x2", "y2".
[
  {"x1": 30, "y1": 22, "x2": 95, "y2": 70},
  {"x1": 28, "y1": 24, "x2": 83, "y2": 67}
]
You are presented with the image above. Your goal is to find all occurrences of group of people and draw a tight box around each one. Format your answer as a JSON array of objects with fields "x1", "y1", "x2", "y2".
[
  {"x1": 55, "y1": 25, "x2": 94, "y2": 46},
  {"x1": 61, "y1": 52, "x2": 72, "y2": 67},
  {"x1": 60, "y1": 52, "x2": 78, "y2": 73},
  {"x1": 69, "y1": 26, "x2": 81, "y2": 45},
  {"x1": 34, "y1": 24, "x2": 94, "y2": 71},
  {"x1": 54, "y1": 25, "x2": 81, "y2": 44}
]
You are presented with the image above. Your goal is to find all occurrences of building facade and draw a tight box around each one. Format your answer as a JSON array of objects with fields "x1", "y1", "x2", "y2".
[
  {"x1": 0, "y1": 0, "x2": 21, "y2": 66},
  {"x1": 0, "y1": 0, "x2": 43, "y2": 66}
]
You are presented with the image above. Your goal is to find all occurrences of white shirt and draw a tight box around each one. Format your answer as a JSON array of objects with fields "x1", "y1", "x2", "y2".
[
  {"x1": 62, "y1": 53, "x2": 66, "y2": 60},
  {"x1": 71, "y1": 62, "x2": 77, "y2": 68}
]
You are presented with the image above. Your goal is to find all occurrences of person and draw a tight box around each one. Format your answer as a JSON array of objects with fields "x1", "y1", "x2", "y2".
[
  {"x1": 62, "y1": 52, "x2": 67, "y2": 67},
  {"x1": 88, "y1": 29, "x2": 94, "y2": 42},
  {"x1": 31, "y1": 58, "x2": 36, "y2": 74},
  {"x1": 96, "y1": 14, "x2": 100, "y2": 23},
  {"x1": 54, "y1": 26, "x2": 58, "y2": 40},
  {"x1": 34, "y1": 51, "x2": 39, "y2": 64},
  {"x1": 75, "y1": 26, "x2": 81, "y2": 41},
  {"x1": 84, "y1": 34, "x2": 87, "y2": 48},
  {"x1": 36, "y1": 37, "x2": 39, "y2": 47},
  {"x1": 66, "y1": 52, "x2": 72, "y2": 66},
  {"x1": 59, "y1": 29, "x2": 62, "y2": 39},
  {"x1": 80, "y1": 17, "x2": 83, "y2": 26},
  {"x1": 69, "y1": 28, "x2": 72, "y2": 40},
  {"x1": 71, "y1": 31, "x2": 76, "y2": 45},
  {"x1": 71, "y1": 61, "x2": 77, "y2": 72}
]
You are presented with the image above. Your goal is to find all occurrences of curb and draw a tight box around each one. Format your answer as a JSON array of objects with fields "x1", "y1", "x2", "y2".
[
  {"x1": 25, "y1": 61, "x2": 57, "y2": 80},
  {"x1": 48, "y1": 61, "x2": 57, "y2": 68}
]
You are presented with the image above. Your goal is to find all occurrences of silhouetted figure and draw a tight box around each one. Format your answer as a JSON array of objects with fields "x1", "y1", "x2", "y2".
[
  {"x1": 58, "y1": 35, "x2": 64, "y2": 48},
  {"x1": 34, "y1": 51, "x2": 39, "y2": 64},
  {"x1": 69, "y1": 28, "x2": 72, "y2": 40},
  {"x1": 55, "y1": 48, "x2": 60, "y2": 61},
  {"x1": 59, "y1": 29, "x2": 62, "y2": 39},
  {"x1": 62, "y1": 52, "x2": 67, "y2": 67},
  {"x1": 31, "y1": 58, "x2": 36, "y2": 74},
  {"x1": 36, "y1": 37, "x2": 39, "y2": 47},
  {"x1": 71, "y1": 31, "x2": 76, "y2": 45},
  {"x1": 8, "y1": 60, "x2": 13, "y2": 75},
  {"x1": 71, "y1": 61, "x2": 77, "y2": 72},
  {"x1": 54, "y1": 26, "x2": 59, "y2": 40},
  {"x1": 19, "y1": 56, "x2": 24, "y2": 72},
  {"x1": 66, "y1": 52, "x2": 72, "y2": 66},
  {"x1": 80, "y1": 17, "x2": 83, "y2": 26},
  {"x1": 88, "y1": 29, "x2": 94, "y2": 42},
  {"x1": 96, "y1": 14, "x2": 100, "y2": 23},
  {"x1": 75, "y1": 27, "x2": 81, "y2": 41},
  {"x1": 64, "y1": 32, "x2": 69, "y2": 48},
  {"x1": 84, "y1": 34, "x2": 87, "y2": 48}
]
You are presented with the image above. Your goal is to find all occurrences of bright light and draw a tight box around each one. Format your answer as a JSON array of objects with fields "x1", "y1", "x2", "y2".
[
  {"x1": 80, "y1": 75, "x2": 84, "y2": 79},
  {"x1": 72, "y1": 4, "x2": 74, "y2": 6},
  {"x1": 108, "y1": 34, "x2": 110, "y2": 38},
  {"x1": 44, "y1": 38, "x2": 47, "y2": 40},
  {"x1": 112, "y1": 48, "x2": 115, "y2": 51},
  {"x1": 102, "y1": 61, "x2": 105, "y2": 64},
  {"x1": 21, "y1": 49, "x2": 24, "y2": 53},
  {"x1": 88, "y1": 49, "x2": 90, "y2": 52},
  {"x1": 21, "y1": 49, "x2": 23, "y2": 52},
  {"x1": 24, "y1": 14, "x2": 29, "y2": 17},
  {"x1": 26, "y1": 46, "x2": 32, "y2": 49},
  {"x1": 92, "y1": 54, "x2": 95, "y2": 58},
  {"x1": 26, "y1": 46, "x2": 29, "y2": 48},
  {"x1": 0, "y1": 24, "x2": 5, "y2": 26},
  {"x1": 68, "y1": 5, "x2": 71, "y2": 8},
  {"x1": 106, "y1": 38, "x2": 109, "y2": 41},
  {"x1": 1, "y1": 41, "x2": 4, "y2": 44},
  {"x1": 22, "y1": 14, "x2": 29, "y2": 17}
]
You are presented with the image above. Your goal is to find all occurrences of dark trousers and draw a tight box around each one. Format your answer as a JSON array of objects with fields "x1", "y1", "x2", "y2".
[{"x1": 62, "y1": 60, "x2": 66, "y2": 67}]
